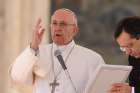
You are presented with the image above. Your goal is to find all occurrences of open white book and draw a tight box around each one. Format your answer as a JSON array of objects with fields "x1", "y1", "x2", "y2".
[{"x1": 85, "y1": 64, "x2": 132, "y2": 93}]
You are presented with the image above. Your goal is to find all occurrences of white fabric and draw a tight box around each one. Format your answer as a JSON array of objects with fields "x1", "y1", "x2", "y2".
[
  {"x1": 10, "y1": 40, "x2": 105, "y2": 93},
  {"x1": 131, "y1": 87, "x2": 134, "y2": 93}
]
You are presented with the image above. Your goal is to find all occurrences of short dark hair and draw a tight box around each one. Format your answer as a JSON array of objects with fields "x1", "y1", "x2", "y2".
[{"x1": 114, "y1": 16, "x2": 140, "y2": 39}]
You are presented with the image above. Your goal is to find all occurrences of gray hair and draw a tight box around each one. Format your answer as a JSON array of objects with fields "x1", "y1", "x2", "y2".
[{"x1": 52, "y1": 8, "x2": 78, "y2": 27}]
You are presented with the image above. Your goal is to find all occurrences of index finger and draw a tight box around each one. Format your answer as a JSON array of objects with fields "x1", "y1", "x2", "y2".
[
  {"x1": 112, "y1": 83, "x2": 128, "y2": 87},
  {"x1": 35, "y1": 18, "x2": 42, "y2": 28}
]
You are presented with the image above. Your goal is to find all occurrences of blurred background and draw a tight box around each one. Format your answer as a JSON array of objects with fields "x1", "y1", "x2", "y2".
[{"x1": 0, "y1": 0, "x2": 140, "y2": 93}]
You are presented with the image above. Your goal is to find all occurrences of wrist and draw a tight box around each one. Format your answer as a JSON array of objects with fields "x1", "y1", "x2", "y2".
[
  {"x1": 30, "y1": 43, "x2": 39, "y2": 51},
  {"x1": 30, "y1": 43, "x2": 39, "y2": 56}
]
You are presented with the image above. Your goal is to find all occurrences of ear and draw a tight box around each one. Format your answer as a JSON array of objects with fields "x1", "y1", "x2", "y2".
[{"x1": 73, "y1": 26, "x2": 79, "y2": 35}]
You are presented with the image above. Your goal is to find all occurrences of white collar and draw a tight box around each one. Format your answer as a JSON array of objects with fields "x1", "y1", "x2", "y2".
[{"x1": 52, "y1": 40, "x2": 75, "y2": 53}]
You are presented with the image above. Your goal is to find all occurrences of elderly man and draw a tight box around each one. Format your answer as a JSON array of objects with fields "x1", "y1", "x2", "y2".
[
  {"x1": 110, "y1": 16, "x2": 140, "y2": 93},
  {"x1": 10, "y1": 8, "x2": 105, "y2": 93}
]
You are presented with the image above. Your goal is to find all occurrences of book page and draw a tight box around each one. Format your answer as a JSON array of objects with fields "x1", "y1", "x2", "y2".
[{"x1": 86, "y1": 64, "x2": 132, "y2": 93}]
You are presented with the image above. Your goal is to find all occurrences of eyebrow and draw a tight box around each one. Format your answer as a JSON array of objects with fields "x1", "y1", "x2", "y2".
[{"x1": 52, "y1": 20, "x2": 66, "y2": 23}]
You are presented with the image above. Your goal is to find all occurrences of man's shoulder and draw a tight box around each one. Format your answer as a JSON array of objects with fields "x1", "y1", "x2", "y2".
[
  {"x1": 75, "y1": 45, "x2": 105, "y2": 64},
  {"x1": 75, "y1": 45, "x2": 102, "y2": 58}
]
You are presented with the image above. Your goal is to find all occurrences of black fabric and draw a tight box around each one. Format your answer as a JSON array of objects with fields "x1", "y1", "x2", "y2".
[
  {"x1": 134, "y1": 87, "x2": 140, "y2": 93},
  {"x1": 128, "y1": 56, "x2": 140, "y2": 93},
  {"x1": 129, "y1": 56, "x2": 140, "y2": 69}
]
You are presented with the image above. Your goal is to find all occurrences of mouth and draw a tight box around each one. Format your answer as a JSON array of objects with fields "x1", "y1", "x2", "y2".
[{"x1": 55, "y1": 33, "x2": 62, "y2": 37}]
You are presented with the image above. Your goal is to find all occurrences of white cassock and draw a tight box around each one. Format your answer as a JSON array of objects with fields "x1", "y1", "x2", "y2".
[{"x1": 10, "y1": 40, "x2": 105, "y2": 93}]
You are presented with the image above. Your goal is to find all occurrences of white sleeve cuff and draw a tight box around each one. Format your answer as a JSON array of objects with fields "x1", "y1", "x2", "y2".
[
  {"x1": 29, "y1": 46, "x2": 39, "y2": 56},
  {"x1": 10, "y1": 46, "x2": 38, "y2": 84},
  {"x1": 131, "y1": 87, "x2": 135, "y2": 93}
]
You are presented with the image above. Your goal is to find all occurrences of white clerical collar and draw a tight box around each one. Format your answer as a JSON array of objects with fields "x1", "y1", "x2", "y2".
[{"x1": 52, "y1": 40, "x2": 75, "y2": 53}]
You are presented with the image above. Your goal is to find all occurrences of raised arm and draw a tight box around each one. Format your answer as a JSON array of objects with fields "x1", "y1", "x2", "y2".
[{"x1": 9, "y1": 19, "x2": 45, "y2": 85}]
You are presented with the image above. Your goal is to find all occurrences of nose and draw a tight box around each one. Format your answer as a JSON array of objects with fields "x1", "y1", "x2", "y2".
[{"x1": 53, "y1": 26, "x2": 62, "y2": 33}]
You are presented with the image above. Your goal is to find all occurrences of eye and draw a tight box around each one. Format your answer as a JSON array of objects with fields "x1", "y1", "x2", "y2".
[
  {"x1": 59, "y1": 22, "x2": 67, "y2": 27},
  {"x1": 52, "y1": 22, "x2": 57, "y2": 25}
]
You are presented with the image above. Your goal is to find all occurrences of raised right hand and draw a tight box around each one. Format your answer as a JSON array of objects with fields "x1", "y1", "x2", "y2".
[{"x1": 30, "y1": 18, "x2": 45, "y2": 50}]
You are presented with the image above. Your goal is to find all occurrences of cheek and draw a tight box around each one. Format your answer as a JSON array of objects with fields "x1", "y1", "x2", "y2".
[
  {"x1": 133, "y1": 43, "x2": 140, "y2": 51},
  {"x1": 135, "y1": 47, "x2": 140, "y2": 52},
  {"x1": 65, "y1": 31, "x2": 72, "y2": 38},
  {"x1": 66, "y1": 33, "x2": 75, "y2": 42}
]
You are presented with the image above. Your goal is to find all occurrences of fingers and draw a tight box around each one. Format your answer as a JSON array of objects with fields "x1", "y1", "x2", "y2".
[
  {"x1": 112, "y1": 82, "x2": 129, "y2": 86},
  {"x1": 31, "y1": 18, "x2": 45, "y2": 50},
  {"x1": 108, "y1": 85, "x2": 120, "y2": 92},
  {"x1": 35, "y1": 19, "x2": 44, "y2": 34},
  {"x1": 38, "y1": 25, "x2": 45, "y2": 36},
  {"x1": 36, "y1": 18, "x2": 41, "y2": 26},
  {"x1": 40, "y1": 28, "x2": 45, "y2": 36},
  {"x1": 108, "y1": 83, "x2": 130, "y2": 93}
]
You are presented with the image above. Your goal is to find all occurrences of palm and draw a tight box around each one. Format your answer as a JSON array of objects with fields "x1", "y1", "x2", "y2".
[{"x1": 31, "y1": 18, "x2": 45, "y2": 50}]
